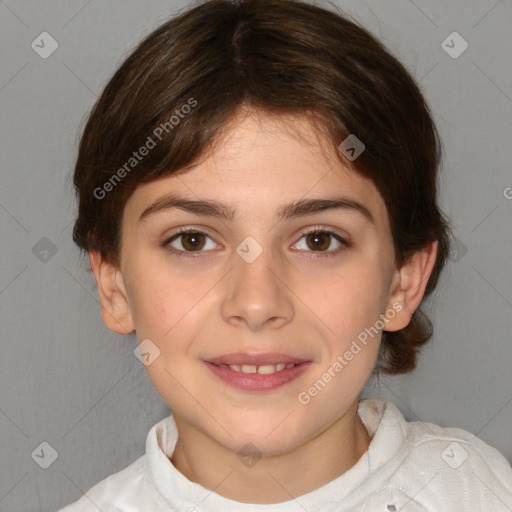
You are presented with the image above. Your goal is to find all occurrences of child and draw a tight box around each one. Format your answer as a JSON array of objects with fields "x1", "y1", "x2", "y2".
[{"x1": 59, "y1": 0, "x2": 512, "y2": 510}]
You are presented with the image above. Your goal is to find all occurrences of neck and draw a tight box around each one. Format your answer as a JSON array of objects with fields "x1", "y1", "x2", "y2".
[{"x1": 170, "y1": 399, "x2": 371, "y2": 504}]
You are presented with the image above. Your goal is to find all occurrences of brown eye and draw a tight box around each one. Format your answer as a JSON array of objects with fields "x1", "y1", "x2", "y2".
[
  {"x1": 305, "y1": 232, "x2": 331, "y2": 251},
  {"x1": 180, "y1": 232, "x2": 206, "y2": 251},
  {"x1": 163, "y1": 229, "x2": 217, "y2": 257},
  {"x1": 292, "y1": 228, "x2": 350, "y2": 259}
]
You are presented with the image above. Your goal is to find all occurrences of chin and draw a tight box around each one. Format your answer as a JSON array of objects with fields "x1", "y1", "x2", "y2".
[
  {"x1": 223, "y1": 419, "x2": 305, "y2": 455},
  {"x1": 231, "y1": 436, "x2": 300, "y2": 459}
]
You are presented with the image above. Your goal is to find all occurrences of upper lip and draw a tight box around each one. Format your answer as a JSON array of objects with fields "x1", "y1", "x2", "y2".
[{"x1": 205, "y1": 352, "x2": 310, "y2": 366}]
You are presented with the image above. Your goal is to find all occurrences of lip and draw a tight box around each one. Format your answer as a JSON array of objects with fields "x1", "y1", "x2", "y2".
[
  {"x1": 203, "y1": 359, "x2": 312, "y2": 392},
  {"x1": 204, "y1": 352, "x2": 311, "y2": 366}
]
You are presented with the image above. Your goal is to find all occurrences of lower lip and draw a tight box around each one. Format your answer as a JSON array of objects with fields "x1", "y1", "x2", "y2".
[{"x1": 203, "y1": 361, "x2": 312, "y2": 391}]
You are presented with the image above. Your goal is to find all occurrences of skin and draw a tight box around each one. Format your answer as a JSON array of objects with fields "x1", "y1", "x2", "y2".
[{"x1": 89, "y1": 106, "x2": 437, "y2": 504}]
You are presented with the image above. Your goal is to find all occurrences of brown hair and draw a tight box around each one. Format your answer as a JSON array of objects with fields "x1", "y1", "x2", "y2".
[{"x1": 71, "y1": 0, "x2": 452, "y2": 375}]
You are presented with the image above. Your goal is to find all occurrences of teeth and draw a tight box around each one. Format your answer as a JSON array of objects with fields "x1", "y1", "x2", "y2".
[
  {"x1": 257, "y1": 364, "x2": 277, "y2": 374},
  {"x1": 224, "y1": 363, "x2": 297, "y2": 374}
]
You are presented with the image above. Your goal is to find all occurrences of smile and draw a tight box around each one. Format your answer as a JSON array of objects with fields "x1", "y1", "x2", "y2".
[
  {"x1": 203, "y1": 360, "x2": 311, "y2": 391},
  {"x1": 215, "y1": 363, "x2": 298, "y2": 374}
]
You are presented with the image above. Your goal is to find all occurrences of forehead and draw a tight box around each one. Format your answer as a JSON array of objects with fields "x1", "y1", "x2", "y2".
[{"x1": 124, "y1": 109, "x2": 389, "y2": 229}]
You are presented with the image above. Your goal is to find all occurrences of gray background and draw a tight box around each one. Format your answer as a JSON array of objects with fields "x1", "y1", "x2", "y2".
[{"x1": 0, "y1": 0, "x2": 511, "y2": 510}]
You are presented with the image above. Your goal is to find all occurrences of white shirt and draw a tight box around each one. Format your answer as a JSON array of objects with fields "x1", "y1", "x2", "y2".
[{"x1": 57, "y1": 398, "x2": 512, "y2": 511}]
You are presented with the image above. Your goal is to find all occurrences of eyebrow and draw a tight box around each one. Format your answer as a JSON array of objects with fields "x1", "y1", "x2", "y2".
[{"x1": 138, "y1": 193, "x2": 374, "y2": 225}]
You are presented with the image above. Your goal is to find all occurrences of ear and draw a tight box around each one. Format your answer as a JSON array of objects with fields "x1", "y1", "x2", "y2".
[
  {"x1": 88, "y1": 251, "x2": 135, "y2": 335},
  {"x1": 383, "y1": 240, "x2": 438, "y2": 331}
]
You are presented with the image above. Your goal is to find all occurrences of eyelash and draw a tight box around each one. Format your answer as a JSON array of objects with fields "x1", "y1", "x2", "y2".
[{"x1": 161, "y1": 226, "x2": 351, "y2": 260}]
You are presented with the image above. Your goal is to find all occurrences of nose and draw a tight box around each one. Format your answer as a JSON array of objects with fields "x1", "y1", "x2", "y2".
[{"x1": 220, "y1": 242, "x2": 294, "y2": 332}]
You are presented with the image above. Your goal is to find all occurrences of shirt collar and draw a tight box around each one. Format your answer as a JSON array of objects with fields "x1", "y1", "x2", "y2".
[{"x1": 145, "y1": 398, "x2": 407, "y2": 511}]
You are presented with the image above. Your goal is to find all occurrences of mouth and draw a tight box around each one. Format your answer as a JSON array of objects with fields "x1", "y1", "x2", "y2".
[
  {"x1": 210, "y1": 362, "x2": 302, "y2": 374},
  {"x1": 203, "y1": 353, "x2": 312, "y2": 391},
  {"x1": 205, "y1": 352, "x2": 310, "y2": 367}
]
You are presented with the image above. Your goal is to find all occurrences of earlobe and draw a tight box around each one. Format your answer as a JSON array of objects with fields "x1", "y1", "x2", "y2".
[
  {"x1": 383, "y1": 241, "x2": 438, "y2": 332},
  {"x1": 88, "y1": 251, "x2": 135, "y2": 335}
]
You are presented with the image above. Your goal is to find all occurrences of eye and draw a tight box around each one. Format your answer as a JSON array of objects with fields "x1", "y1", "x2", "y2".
[
  {"x1": 292, "y1": 228, "x2": 350, "y2": 258},
  {"x1": 162, "y1": 228, "x2": 218, "y2": 259},
  {"x1": 161, "y1": 226, "x2": 351, "y2": 260}
]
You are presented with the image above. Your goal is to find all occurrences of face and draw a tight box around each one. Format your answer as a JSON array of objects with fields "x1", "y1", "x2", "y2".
[{"x1": 108, "y1": 108, "x2": 406, "y2": 456}]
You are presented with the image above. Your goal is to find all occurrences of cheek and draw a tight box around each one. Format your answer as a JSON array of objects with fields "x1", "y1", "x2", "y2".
[
  {"x1": 124, "y1": 264, "x2": 180, "y2": 337},
  {"x1": 307, "y1": 265, "x2": 387, "y2": 338},
  {"x1": 128, "y1": 266, "x2": 215, "y2": 344}
]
